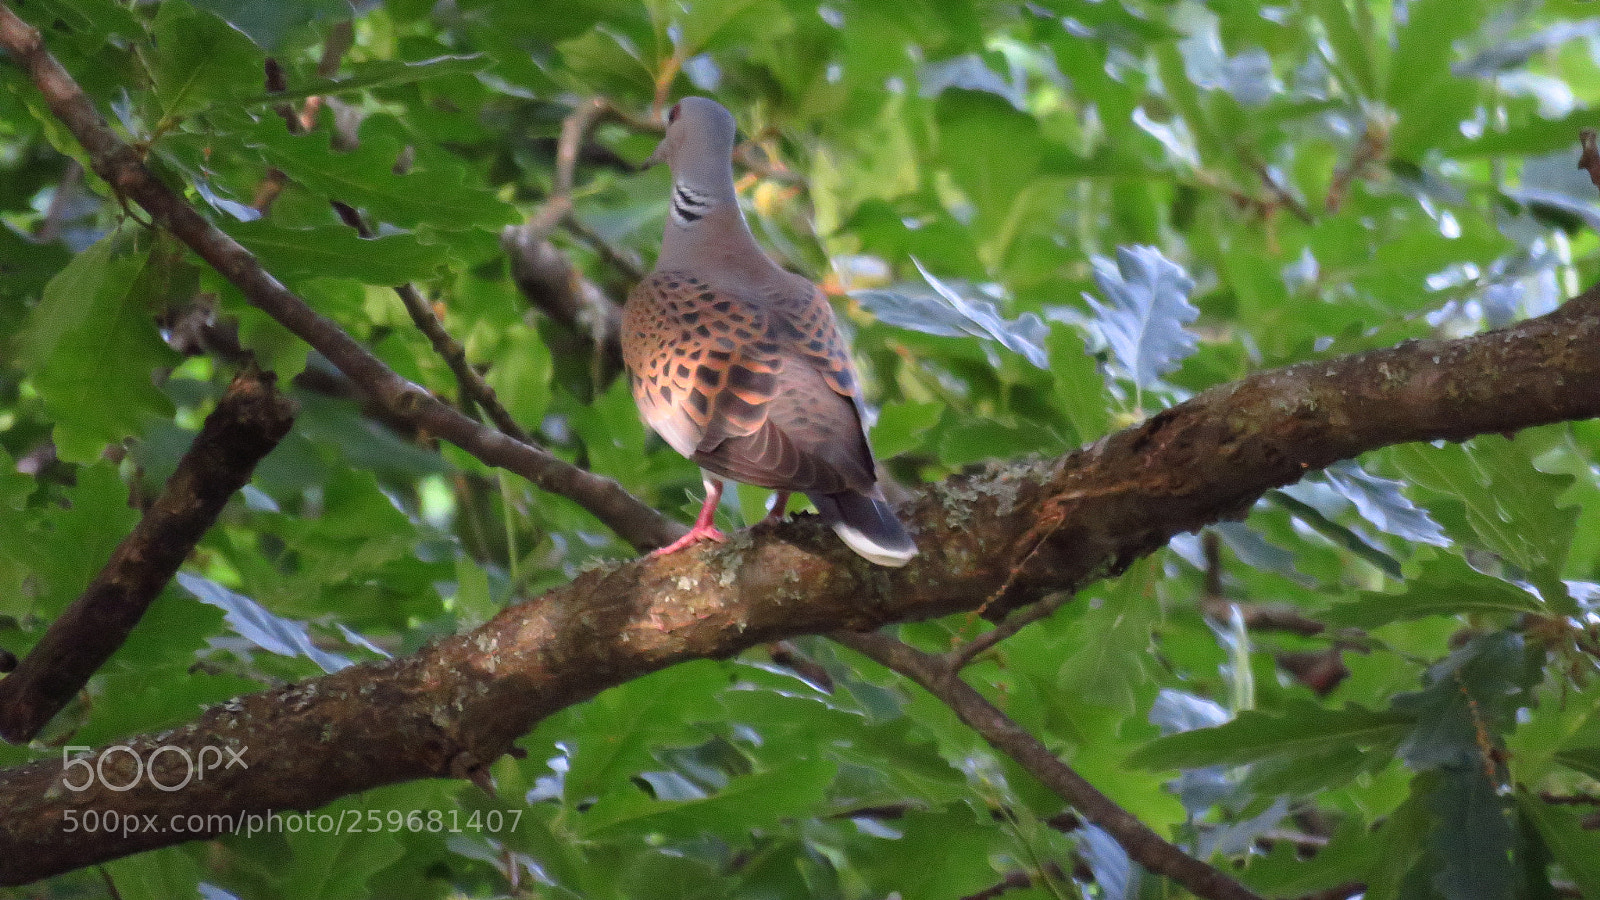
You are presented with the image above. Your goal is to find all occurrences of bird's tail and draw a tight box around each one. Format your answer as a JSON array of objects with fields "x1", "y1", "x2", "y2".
[{"x1": 810, "y1": 488, "x2": 917, "y2": 567}]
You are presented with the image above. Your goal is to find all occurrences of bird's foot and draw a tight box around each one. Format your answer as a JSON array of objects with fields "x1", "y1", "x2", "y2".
[{"x1": 650, "y1": 523, "x2": 728, "y2": 557}]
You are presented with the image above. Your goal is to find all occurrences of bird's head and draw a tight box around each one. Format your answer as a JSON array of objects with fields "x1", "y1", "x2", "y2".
[{"x1": 643, "y1": 96, "x2": 738, "y2": 173}]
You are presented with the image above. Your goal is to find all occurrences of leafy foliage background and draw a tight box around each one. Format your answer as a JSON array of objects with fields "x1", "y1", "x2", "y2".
[{"x1": 2, "y1": 0, "x2": 1600, "y2": 897}]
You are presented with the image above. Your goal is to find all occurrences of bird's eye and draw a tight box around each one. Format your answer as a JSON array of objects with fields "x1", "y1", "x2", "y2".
[{"x1": 667, "y1": 102, "x2": 681, "y2": 124}]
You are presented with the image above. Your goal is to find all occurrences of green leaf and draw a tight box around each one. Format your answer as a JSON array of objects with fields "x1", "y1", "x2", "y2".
[
  {"x1": 667, "y1": 0, "x2": 792, "y2": 55},
  {"x1": 1307, "y1": 0, "x2": 1381, "y2": 98},
  {"x1": 1246, "y1": 744, "x2": 1376, "y2": 798},
  {"x1": 0, "y1": 465, "x2": 135, "y2": 620},
  {"x1": 1362, "y1": 777, "x2": 1439, "y2": 900},
  {"x1": 0, "y1": 446, "x2": 32, "y2": 511},
  {"x1": 1428, "y1": 767, "x2": 1513, "y2": 900},
  {"x1": 1048, "y1": 325, "x2": 1111, "y2": 445},
  {"x1": 580, "y1": 757, "x2": 836, "y2": 840},
  {"x1": 870, "y1": 400, "x2": 942, "y2": 461},
  {"x1": 251, "y1": 124, "x2": 517, "y2": 231},
  {"x1": 1321, "y1": 460, "x2": 1450, "y2": 547},
  {"x1": 1057, "y1": 563, "x2": 1159, "y2": 715},
  {"x1": 937, "y1": 417, "x2": 1062, "y2": 467},
  {"x1": 15, "y1": 0, "x2": 142, "y2": 44},
  {"x1": 1322, "y1": 554, "x2": 1545, "y2": 629},
  {"x1": 552, "y1": 662, "x2": 727, "y2": 804},
  {"x1": 1128, "y1": 700, "x2": 1409, "y2": 771},
  {"x1": 1085, "y1": 245, "x2": 1200, "y2": 390},
  {"x1": 1551, "y1": 747, "x2": 1600, "y2": 781},
  {"x1": 145, "y1": 1, "x2": 263, "y2": 119},
  {"x1": 609, "y1": 849, "x2": 727, "y2": 900},
  {"x1": 1450, "y1": 109, "x2": 1600, "y2": 158},
  {"x1": 1385, "y1": 0, "x2": 1485, "y2": 158},
  {"x1": 1392, "y1": 437, "x2": 1578, "y2": 612},
  {"x1": 854, "y1": 260, "x2": 1050, "y2": 369},
  {"x1": 226, "y1": 221, "x2": 452, "y2": 286},
  {"x1": 856, "y1": 807, "x2": 1003, "y2": 900},
  {"x1": 1242, "y1": 817, "x2": 1378, "y2": 897},
  {"x1": 1393, "y1": 633, "x2": 1539, "y2": 771},
  {"x1": 102, "y1": 847, "x2": 201, "y2": 900},
  {"x1": 177, "y1": 572, "x2": 352, "y2": 673},
  {"x1": 75, "y1": 591, "x2": 254, "y2": 744},
  {"x1": 277, "y1": 796, "x2": 408, "y2": 900},
  {"x1": 1516, "y1": 792, "x2": 1600, "y2": 899},
  {"x1": 933, "y1": 90, "x2": 1044, "y2": 251},
  {"x1": 483, "y1": 324, "x2": 553, "y2": 430},
  {"x1": 19, "y1": 236, "x2": 176, "y2": 462}
]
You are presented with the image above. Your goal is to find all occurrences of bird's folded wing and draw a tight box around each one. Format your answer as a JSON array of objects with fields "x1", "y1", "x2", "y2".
[{"x1": 625, "y1": 272, "x2": 875, "y2": 494}]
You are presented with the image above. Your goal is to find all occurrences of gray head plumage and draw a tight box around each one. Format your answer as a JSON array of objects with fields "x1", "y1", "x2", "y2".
[
  {"x1": 644, "y1": 97, "x2": 738, "y2": 175},
  {"x1": 645, "y1": 97, "x2": 771, "y2": 275}
]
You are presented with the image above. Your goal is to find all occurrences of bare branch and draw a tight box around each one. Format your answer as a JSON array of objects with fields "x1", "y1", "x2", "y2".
[
  {"x1": 553, "y1": 97, "x2": 615, "y2": 198},
  {"x1": 0, "y1": 370, "x2": 295, "y2": 743},
  {"x1": 503, "y1": 222, "x2": 625, "y2": 375},
  {"x1": 0, "y1": 5, "x2": 681, "y2": 553},
  {"x1": 832, "y1": 629, "x2": 1265, "y2": 900},
  {"x1": 946, "y1": 590, "x2": 1075, "y2": 670},
  {"x1": 562, "y1": 211, "x2": 646, "y2": 283}
]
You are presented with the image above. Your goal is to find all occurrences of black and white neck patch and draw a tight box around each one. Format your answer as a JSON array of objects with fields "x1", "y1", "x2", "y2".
[{"x1": 670, "y1": 180, "x2": 715, "y2": 226}]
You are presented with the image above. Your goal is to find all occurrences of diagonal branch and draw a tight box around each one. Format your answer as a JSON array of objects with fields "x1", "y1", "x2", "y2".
[
  {"x1": 0, "y1": 3, "x2": 681, "y2": 554},
  {"x1": 0, "y1": 370, "x2": 295, "y2": 744},
  {"x1": 2, "y1": 268, "x2": 1597, "y2": 884},
  {"x1": 830, "y1": 628, "x2": 1265, "y2": 900},
  {"x1": 503, "y1": 221, "x2": 625, "y2": 376},
  {"x1": 947, "y1": 590, "x2": 1076, "y2": 670}
]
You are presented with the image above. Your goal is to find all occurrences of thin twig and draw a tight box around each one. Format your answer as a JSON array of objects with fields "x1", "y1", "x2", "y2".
[
  {"x1": 1325, "y1": 119, "x2": 1389, "y2": 214},
  {"x1": 947, "y1": 590, "x2": 1076, "y2": 670},
  {"x1": 329, "y1": 201, "x2": 535, "y2": 443},
  {"x1": 562, "y1": 211, "x2": 646, "y2": 283},
  {"x1": 832, "y1": 629, "x2": 1267, "y2": 900},
  {"x1": 1245, "y1": 156, "x2": 1313, "y2": 225},
  {"x1": 554, "y1": 97, "x2": 612, "y2": 198}
]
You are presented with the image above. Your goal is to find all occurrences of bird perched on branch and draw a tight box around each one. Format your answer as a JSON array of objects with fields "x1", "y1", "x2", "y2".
[{"x1": 623, "y1": 97, "x2": 916, "y2": 567}]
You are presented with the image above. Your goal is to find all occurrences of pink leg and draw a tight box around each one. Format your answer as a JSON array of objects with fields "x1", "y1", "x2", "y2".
[
  {"x1": 760, "y1": 491, "x2": 791, "y2": 525},
  {"x1": 651, "y1": 477, "x2": 727, "y2": 557}
]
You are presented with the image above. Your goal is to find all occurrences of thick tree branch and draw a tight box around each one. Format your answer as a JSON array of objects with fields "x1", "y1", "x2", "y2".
[
  {"x1": 0, "y1": 4, "x2": 680, "y2": 553},
  {"x1": 831, "y1": 629, "x2": 1265, "y2": 900},
  {"x1": 2, "y1": 273, "x2": 1597, "y2": 884},
  {"x1": 0, "y1": 371, "x2": 295, "y2": 744}
]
